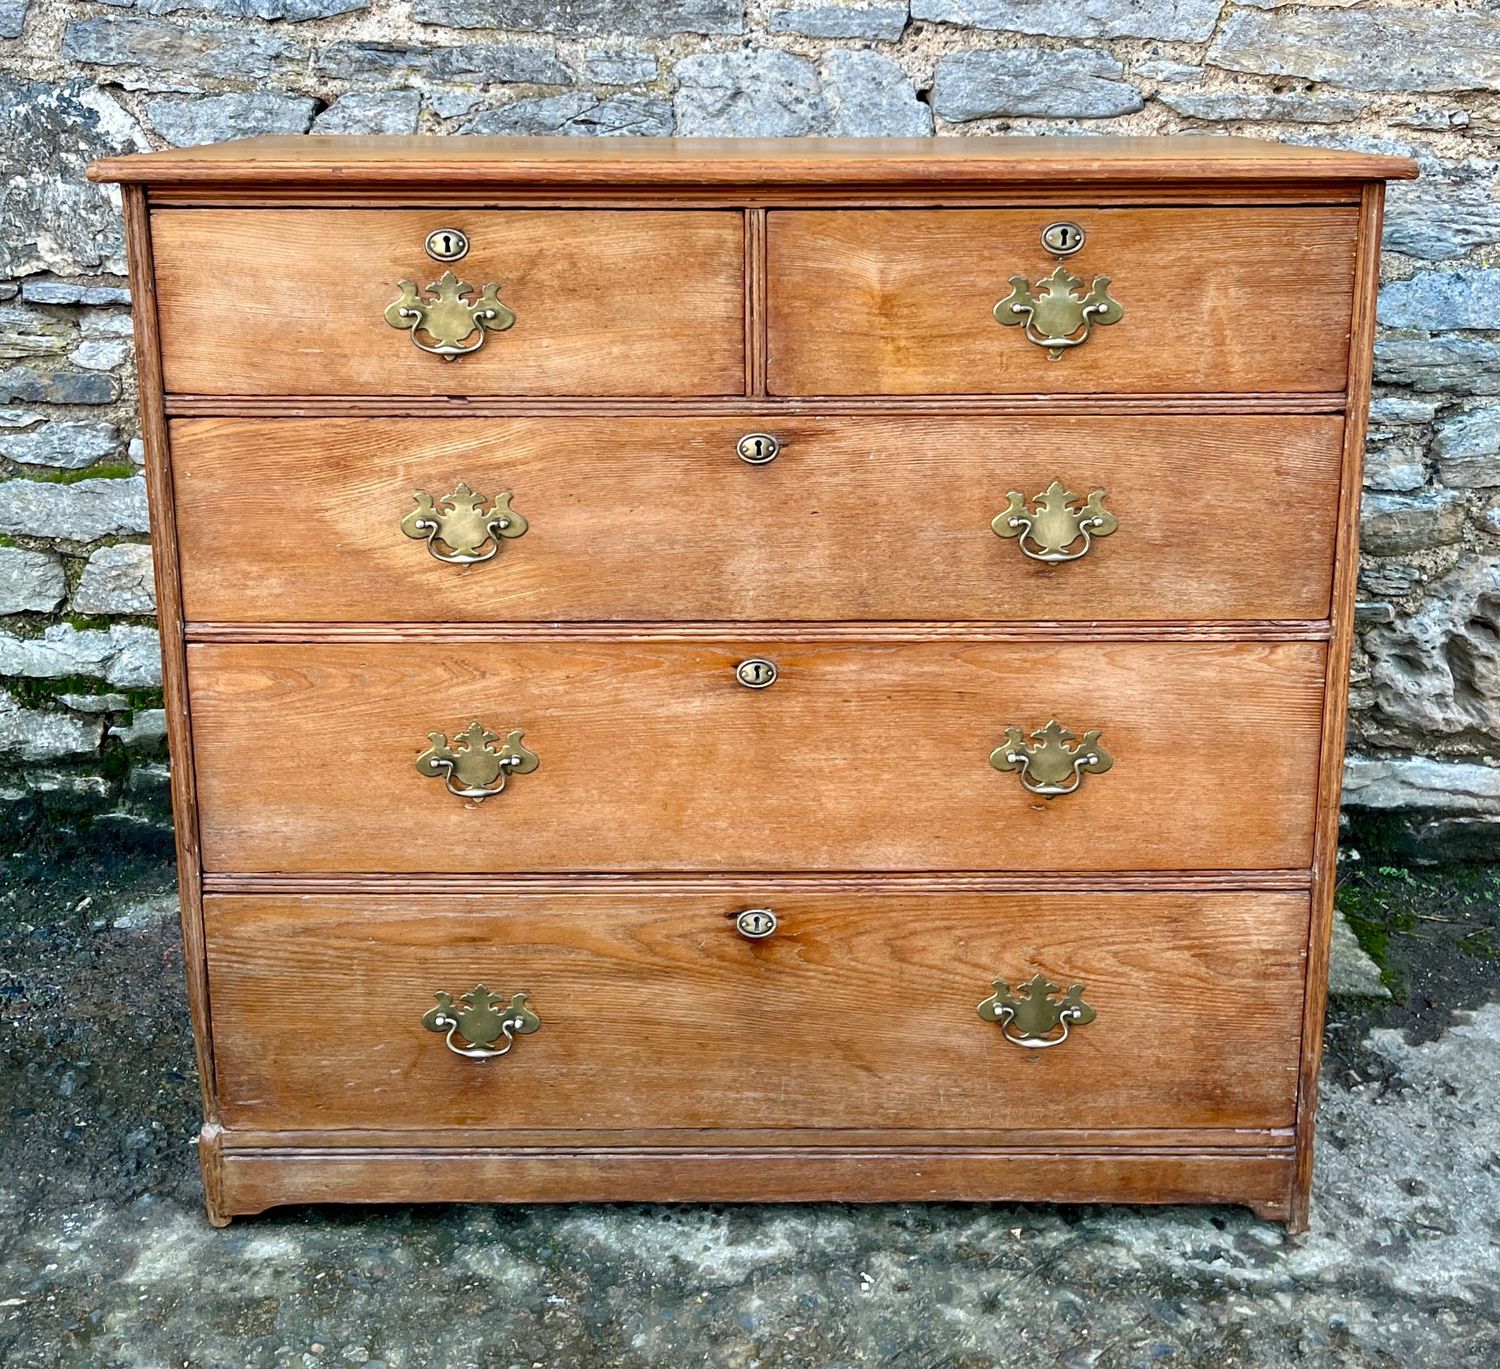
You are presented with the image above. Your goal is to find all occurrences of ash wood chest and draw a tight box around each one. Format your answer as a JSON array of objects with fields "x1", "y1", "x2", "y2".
[{"x1": 92, "y1": 136, "x2": 1416, "y2": 1228}]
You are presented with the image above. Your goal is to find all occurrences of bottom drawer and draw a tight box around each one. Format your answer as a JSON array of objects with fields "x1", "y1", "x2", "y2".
[{"x1": 205, "y1": 889, "x2": 1310, "y2": 1135}]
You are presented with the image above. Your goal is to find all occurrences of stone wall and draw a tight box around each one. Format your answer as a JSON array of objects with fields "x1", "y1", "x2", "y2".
[{"x1": 2, "y1": 1, "x2": 1498, "y2": 852}]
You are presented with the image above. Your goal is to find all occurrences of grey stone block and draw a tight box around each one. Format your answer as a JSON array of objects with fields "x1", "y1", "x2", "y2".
[
  {"x1": 1375, "y1": 335, "x2": 1500, "y2": 395},
  {"x1": 771, "y1": 3, "x2": 908, "y2": 41},
  {"x1": 109, "y1": 708, "x2": 168, "y2": 751},
  {"x1": 582, "y1": 48, "x2": 658, "y2": 85},
  {"x1": 72, "y1": 543, "x2": 157, "y2": 615},
  {"x1": 912, "y1": 0, "x2": 1220, "y2": 42},
  {"x1": 0, "y1": 0, "x2": 28, "y2": 39},
  {"x1": 674, "y1": 49, "x2": 824, "y2": 136},
  {"x1": 1208, "y1": 6, "x2": 1500, "y2": 94},
  {"x1": 0, "y1": 368, "x2": 119, "y2": 405},
  {"x1": 462, "y1": 92, "x2": 672, "y2": 137},
  {"x1": 931, "y1": 48, "x2": 1142, "y2": 122},
  {"x1": 1386, "y1": 158, "x2": 1500, "y2": 262},
  {"x1": 314, "y1": 41, "x2": 570, "y2": 85},
  {"x1": 1378, "y1": 270, "x2": 1500, "y2": 331},
  {"x1": 0, "y1": 696, "x2": 104, "y2": 764},
  {"x1": 1344, "y1": 755, "x2": 1500, "y2": 814},
  {"x1": 1434, "y1": 407, "x2": 1500, "y2": 489},
  {"x1": 1359, "y1": 490, "x2": 1468, "y2": 556},
  {"x1": 1158, "y1": 90, "x2": 1366, "y2": 124},
  {"x1": 20, "y1": 280, "x2": 132, "y2": 306},
  {"x1": 1327, "y1": 913, "x2": 1391, "y2": 999},
  {"x1": 313, "y1": 91, "x2": 422, "y2": 136},
  {"x1": 93, "y1": 0, "x2": 365, "y2": 17},
  {"x1": 821, "y1": 50, "x2": 931, "y2": 136},
  {"x1": 0, "y1": 305, "x2": 76, "y2": 362},
  {"x1": 0, "y1": 546, "x2": 66, "y2": 614},
  {"x1": 145, "y1": 92, "x2": 317, "y2": 146},
  {"x1": 413, "y1": 0, "x2": 741, "y2": 36},
  {"x1": 0, "y1": 474, "x2": 150, "y2": 542},
  {"x1": 62, "y1": 18, "x2": 305, "y2": 82},
  {"x1": 0, "y1": 623, "x2": 162, "y2": 687},
  {"x1": 1363, "y1": 441, "x2": 1426, "y2": 494},
  {"x1": 1363, "y1": 557, "x2": 1500, "y2": 747},
  {"x1": 0, "y1": 76, "x2": 148, "y2": 281}
]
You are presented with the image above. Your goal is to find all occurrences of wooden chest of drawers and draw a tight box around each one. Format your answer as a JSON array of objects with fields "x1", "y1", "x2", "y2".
[{"x1": 93, "y1": 136, "x2": 1415, "y2": 1229}]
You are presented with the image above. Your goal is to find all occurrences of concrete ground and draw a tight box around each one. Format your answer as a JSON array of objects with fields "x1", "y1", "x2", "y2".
[{"x1": 2, "y1": 837, "x2": 1497, "y2": 1369}]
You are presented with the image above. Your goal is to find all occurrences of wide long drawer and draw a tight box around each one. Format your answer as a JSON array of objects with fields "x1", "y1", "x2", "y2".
[
  {"x1": 150, "y1": 209, "x2": 746, "y2": 396},
  {"x1": 768, "y1": 207, "x2": 1359, "y2": 395},
  {"x1": 171, "y1": 414, "x2": 1344, "y2": 624},
  {"x1": 206, "y1": 890, "x2": 1310, "y2": 1134},
  {"x1": 188, "y1": 639, "x2": 1325, "y2": 873}
]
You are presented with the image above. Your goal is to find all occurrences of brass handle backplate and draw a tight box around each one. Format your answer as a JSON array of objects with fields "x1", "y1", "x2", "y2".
[
  {"x1": 978, "y1": 972, "x2": 1095, "y2": 1049},
  {"x1": 402, "y1": 482, "x2": 527, "y2": 564},
  {"x1": 423, "y1": 984, "x2": 540, "y2": 1059},
  {"x1": 416, "y1": 722, "x2": 538, "y2": 800},
  {"x1": 990, "y1": 719, "x2": 1111, "y2": 798},
  {"x1": 385, "y1": 269, "x2": 515, "y2": 360},
  {"x1": 993, "y1": 265, "x2": 1122, "y2": 360},
  {"x1": 992, "y1": 481, "x2": 1117, "y2": 563}
]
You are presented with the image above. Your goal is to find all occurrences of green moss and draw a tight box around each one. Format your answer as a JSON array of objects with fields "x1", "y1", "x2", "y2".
[
  {"x1": 26, "y1": 464, "x2": 136, "y2": 486},
  {"x1": 1335, "y1": 881, "x2": 1404, "y2": 993},
  {"x1": 0, "y1": 534, "x2": 16, "y2": 548},
  {"x1": 64, "y1": 614, "x2": 112, "y2": 632}
]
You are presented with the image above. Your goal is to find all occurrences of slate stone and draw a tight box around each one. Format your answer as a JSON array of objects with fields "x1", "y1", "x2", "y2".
[
  {"x1": 71, "y1": 338, "x2": 131, "y2": 372},
  {"x1": 1208, "y1": 6, "x2": 1500, "y2": 94},
  {"x1": 821, "y1": 50, "x2": 931, "y2": 136},
  {"x1": 0, "y1": 0, "x2": 28, "y2": 39},
  {"x1": 62, "y1": 18, "x2": 305, "y2": 81},
  {"x1": 314, "y1": 41, "x2": 570, "y2": 85},
  {"x1": 0, "y1": 368, "x2": 119, "y2": 405},
  {"x1": 1379, "y1": 270, "x2": 1500, "y2": 332},
  {"x1": 72, "y1": 543, "x2": 157, "y2": 615},
  {"x1": 1132, "y1": 59, "x2": 1202, "y2": 84},
  {"x1": 1359, "y1": 489, "x2": 1468, "y2": 557},
  {"x1": 1364, "y1": 556, "x2": 1500, "y2": 748},
  {"x1": 57, "y1": 692, "x2": 131, "y2": 713},
  {"x1": 1328, "y1": 913, "x2": 1391, "y2": 999},
  {"x1": 1343, "y1": 754, "x2": 1500, "y2": 814},
  {"x1": 93, "y1": 0, "x2": 365, "y2": 17},
  {"x1": 413, "y1": 0, "x2": 742, "y2": 37},
  {"x1": 109, "y1": 709, "x2": 168, "y2": 751},
  {"x1": 462, "y1": 93, "x2": 672, "y2": 137},
  {"x1": 0, "y1": 474, "x2": 151, "y2": 542},
  {"x1": 911, "y1": 0, "x2": 1220, "y2": 40},
  {"x1": 1, "y1": 419, "x2": 122, "y2": 470},
  {"x1": 0, "y1": 76, "x2": 149, "y2": 281},
  {"x1": 1369, "y1": 396, "x2": 1439, "y2": 427},
  {"x1": 1158, "y1": 90, "x2": 1366, "y2": 124},
  {"x1": 0, "y1": 622, "x2": 162, "y2": 687},
  {"x1": 1375, "y1": 335, "x2": 1500, "y2": 395},
  {"x1": 1363, "y1": 441, "x2": 1426, "y2": 494},
  {"x1": 0, "y1": 305, "x2": 76, "y2": 362},
  {"x1": 313, "y1": 91, "x2": 422, "y2": 136},
  {"x1": 0, "y1": 546, "x2": 66, "y2": 614},
  {"x1": 674, "y1": 49, "x2": 825, "y2": 137},
  {"x1": 582, "y1": 48, "x2": 658, "y2": 85},
  {"x1": 770, "y1": 3, "x2": 908, "y2": 41},
  {"x1": 1385, "y1": 159, "x2": 1500, "y2": 262},
  {"x1": 930, "y1": 48, "x2": 1142, "y2": 122},
  {"x1": 145, "y1": 93, "x2": 317, "y2": 146},
  {"x1": 0, "y1": 695, "x2": 104, "y2": 764},
  {"x1": 1433, "y1": 406, "x2": 1500, "y2": 467},
  {"x1": 20, "y1": 280, "x2": 132, "y2": 307}
]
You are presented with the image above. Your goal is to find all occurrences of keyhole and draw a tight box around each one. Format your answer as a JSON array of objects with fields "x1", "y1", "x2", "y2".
[
  {"x1": 736, "y1": 432, "x2": 781, "y2": 465},
  {"x1": 735, "y1": 658, "x2": 778, "y2": 689},
  {"x1": 1040, "y1": 221, "x2": 1085, "y2": 256}
]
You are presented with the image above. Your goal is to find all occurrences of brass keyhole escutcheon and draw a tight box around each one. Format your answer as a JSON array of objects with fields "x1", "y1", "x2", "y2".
[
  {"x1": 1040, "y1": 221, "x2": 1085, "y2": 256},
  {"x1": 736, "y1": 908, "x2": 778, "y2": 940},
  {"x1": 736, "y1": 433, "x2": 781, "y2": 465},
  {"x1": 736, "y1": 658, "x2": 778, "y2": 689},
  {"x1": 425, "y1": 227, "x2": 470, "y2": 262}
]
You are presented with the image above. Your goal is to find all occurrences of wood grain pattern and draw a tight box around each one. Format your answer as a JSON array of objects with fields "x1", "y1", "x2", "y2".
[
  {"x1": 205, "y1": 891, "x2": 1309, "y2": 1133},
  {"x1": 89, "y1": 134, "x2": 1417, "y2": 188},
  {"x1": 169, "y1": 414, "x2": 1344, "y2": 624},
  {"x1": 151, "y1": 209, "x2": 745, "y2": 397},
  {"x1": 187, "y1": 639, "x2": 1326, "y2": 874},
  {"x1": 213, "y1": 1141, "x2": 1294, "y2": 1221},
  {"x1": 768, "y1": 208, "x2": 1360, "y2": 395}
]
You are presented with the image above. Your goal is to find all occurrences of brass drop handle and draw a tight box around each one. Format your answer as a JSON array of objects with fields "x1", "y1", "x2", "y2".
[
  {"x1": 385, "y1": 270, "x2": 516, "y2": 360},
  {"x1": 416, "y1": 722, "x2": 538, "y2": 801},
  {"x1": 978, "y1": 973, "x2": 1095, "y2": 1049},
  {"x1": 990, "y1": 719, "x2": 1111, "y2": 798},
  {"x1": 423, "y1": 984, "x2": 540, "y2": 1059},
  {"x1": 402, "y1": 482, "x2": 527, "y2": 565},
  {"x1": 992, "y1": 481, "x2": 1117, "y2": 563},
  {"x1": 993, "y1": 231, "x2": 1122, "y2": 358}
]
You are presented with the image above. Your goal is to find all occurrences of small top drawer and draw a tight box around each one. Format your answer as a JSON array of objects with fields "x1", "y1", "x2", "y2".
[
  {"x1": 767, "y1": 207, "x2": 1359, "y2": 396},
  {"x1": 150, "y1": 209, "x2": 746, "y2": 396}
]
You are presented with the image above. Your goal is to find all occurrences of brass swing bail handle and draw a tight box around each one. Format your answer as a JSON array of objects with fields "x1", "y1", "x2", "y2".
[
  {"x1": 992, "y1": 481, "x2": 1117, "y2": 564},
  {"x1": 990, "y1": 720, "x2": 1112, "y2": 798},
  {"x1": 993, "y1": 265, "x2": 1123, "y2": 360},
  {"x1": 416, "y1": 723, "x2": 539, "y2": 801},
  {"x1": 402, "y1": 483, "x2": 527, "y2": 565},
  {"x1": 423, "y1": 985, "x2": 540, "y2": 1059},
  {"x1": 978, "y1": 972, "x2": 1096, "y2": 1049},
  {"x1": 385, "y1": 270, "x2": 516, "y2": 360}
]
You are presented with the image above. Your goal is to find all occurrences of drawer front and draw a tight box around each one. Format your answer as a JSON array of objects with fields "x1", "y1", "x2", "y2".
[
  {"x1": 172, "y1": 414, "x2": 1342, "y2": 624},
  {"x1": 206, "y1": 890, "x2": 1309, "y2": 1133},
  {"x1": 189, "y1": 640, "x2": 1325, "y2": 873},
  {"x1": 768, "y1": 208, "x2": 1358, "y2": 395},
  {"x1": 151, "y1": 209, "x2": 745, "y2": 396}
]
